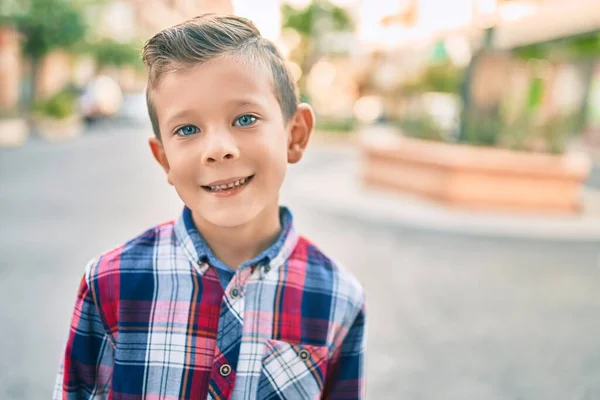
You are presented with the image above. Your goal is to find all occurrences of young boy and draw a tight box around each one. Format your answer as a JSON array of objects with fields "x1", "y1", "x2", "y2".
[{"x1": 54, "y1": 14, "x2": 365, "y2": 400}]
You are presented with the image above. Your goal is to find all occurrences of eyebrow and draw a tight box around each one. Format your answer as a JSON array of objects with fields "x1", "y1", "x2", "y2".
[
  {"x1": 226, "y1": 99, "x2": 264, "y2": 109},
  {"x1": 164, "y1": 110, "x2": 194, "y2": 124},
  {"x1": 163, "y1": 98, "x2": 266, "y2": 127}
]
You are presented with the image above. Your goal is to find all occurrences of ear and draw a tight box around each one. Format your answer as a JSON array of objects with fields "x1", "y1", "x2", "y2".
[
  {"x1": 148, "y1": 136, "x2": 173, "y2": 185},
  {"x1": 287, "y1": 103, "x2": 314, "y2": 164}
]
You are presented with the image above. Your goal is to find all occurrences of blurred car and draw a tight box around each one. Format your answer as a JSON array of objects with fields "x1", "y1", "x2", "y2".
[{"x1": 78, "y1": 75, "x2": 123, "y2": 121}]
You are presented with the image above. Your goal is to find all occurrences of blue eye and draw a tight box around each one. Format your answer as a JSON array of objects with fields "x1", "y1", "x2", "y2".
[
  {"x1": 234, "y1": 114, "x2": 257, "y2": 127},
  {"x1": 176, "y1": 125, "x2": 200, "y2": 136}
]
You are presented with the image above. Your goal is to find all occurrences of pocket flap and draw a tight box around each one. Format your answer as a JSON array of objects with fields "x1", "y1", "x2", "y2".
[{"x1": 259, "y1": 339, "x2": 329, "y2": 399}]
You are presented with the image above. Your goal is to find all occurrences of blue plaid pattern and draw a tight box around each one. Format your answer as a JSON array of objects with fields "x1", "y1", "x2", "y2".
[{"x1": 53, "y1": 207, "x2": 366, "y2": 399}]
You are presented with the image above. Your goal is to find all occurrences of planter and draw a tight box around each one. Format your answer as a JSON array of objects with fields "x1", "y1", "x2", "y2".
[
  {"x1": 360, "y1": 133, "x2": 592, "y2": 213},
  {"x1": 0, "y1": 118, "x2": 29, "y2": 147},
  {"x1": 34, "y1": 114, "x2": 83, "y2": 141}
]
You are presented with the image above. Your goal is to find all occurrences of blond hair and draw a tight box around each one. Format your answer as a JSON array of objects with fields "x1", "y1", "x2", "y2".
[{"x1": 142, "y1": 14, "x2": 298, "y2": 139}]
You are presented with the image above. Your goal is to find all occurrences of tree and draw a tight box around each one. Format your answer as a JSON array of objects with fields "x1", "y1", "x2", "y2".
[
  {"x1": 281, "y1": 0, "x2": 354, "y2": 97},
  {"x1": 87, "y1": 39, "x2": 143, "y2": 70},
  {"x1": 3, "y1": 0, "x2": 87, "y2": 102}
]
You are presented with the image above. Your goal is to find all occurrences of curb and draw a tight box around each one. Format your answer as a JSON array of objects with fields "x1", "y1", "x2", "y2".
[{"x1": 283, "y1": 158, "x2": 600, "y2": 243}]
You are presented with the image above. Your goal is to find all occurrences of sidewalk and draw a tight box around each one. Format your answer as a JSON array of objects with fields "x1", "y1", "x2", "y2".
[{"x1": 282, "y1": 144, "x2": 600, "y2": 242}]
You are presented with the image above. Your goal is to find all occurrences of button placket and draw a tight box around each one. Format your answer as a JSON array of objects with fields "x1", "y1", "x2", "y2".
[
  {"x1": 257, "y1": 263, "x2": 273, "y2": 280},
  {"x1": 194, "y1": 260, "x2": 210, "y2": 275},
  {"x1": 227, "y1": 266, "x2": 253, "y2": 302}
]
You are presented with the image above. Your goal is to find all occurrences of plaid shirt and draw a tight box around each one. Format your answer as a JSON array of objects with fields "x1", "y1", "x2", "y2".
[{"x1": 53, "y1": 207, "x2": 366, "y2": 399}]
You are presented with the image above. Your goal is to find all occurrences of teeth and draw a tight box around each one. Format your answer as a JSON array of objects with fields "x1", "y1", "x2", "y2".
[{"x1": 208, "y1": 177, "x2": 250, "y2": 192}]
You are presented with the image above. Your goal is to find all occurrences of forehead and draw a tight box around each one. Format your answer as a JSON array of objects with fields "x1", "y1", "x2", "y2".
[{"x1": 152, "y1": 56, "x2": 277, "y2": 120}]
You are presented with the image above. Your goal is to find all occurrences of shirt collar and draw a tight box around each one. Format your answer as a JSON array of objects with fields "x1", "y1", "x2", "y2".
[{"x1": 174, "y1": 206, "x2": 298, "y2": 273}]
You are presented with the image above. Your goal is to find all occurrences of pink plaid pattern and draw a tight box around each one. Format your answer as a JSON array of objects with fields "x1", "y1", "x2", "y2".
[{"x1": 53, "y1": 208, "x2": 366, "y2": 399}]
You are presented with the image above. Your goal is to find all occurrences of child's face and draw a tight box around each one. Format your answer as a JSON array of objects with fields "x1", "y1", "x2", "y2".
[{"x1": 149, "y1": 56, "x2": 313, "y2": 228}]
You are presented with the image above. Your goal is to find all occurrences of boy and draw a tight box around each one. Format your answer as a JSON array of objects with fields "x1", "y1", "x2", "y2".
[{"x1": 54, "y1": 14, "x2": 365, "y2": 400}]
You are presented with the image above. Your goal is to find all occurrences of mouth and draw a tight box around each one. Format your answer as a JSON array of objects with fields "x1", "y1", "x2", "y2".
[{"x1": 202, "y1": 175, "x2": 254, "y2": 194}]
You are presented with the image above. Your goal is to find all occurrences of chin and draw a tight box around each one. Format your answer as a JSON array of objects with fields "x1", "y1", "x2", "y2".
[{"x1": 202, "y1": 203, "x2": 263, "y2": 228}]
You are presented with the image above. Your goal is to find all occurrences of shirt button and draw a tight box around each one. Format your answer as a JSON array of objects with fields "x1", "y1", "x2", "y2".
[
  {"x1": 230, "y1": 288, "x2": 240, "y2": 298},
  {"x1": 264, "y1": 265, "x2": 271, "y2": 273},
  {"x1": 299, "y1": 350, "x2": 310, "y2": 360},
  {"x1": 220, "y1": 364, "x2": 232, "y2": 377}
]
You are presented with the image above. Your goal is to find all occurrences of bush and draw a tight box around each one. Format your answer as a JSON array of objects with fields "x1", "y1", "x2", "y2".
[
  {"x1": 461, "y1": 108, "x2": 503, "y2": 147},
  {"x1": 398, "y1": 114, "x2": 446, "y2": 142},
  {"x1": 461, "y1": 107, "x2": 576, "y2": 154},
  {"x1": 398, "y1": 62, "x2": 464, "y2": 95},
  {"x1": 87, "y1": 39, "x2": 143, "y2": 70},
  {"x1": 421, "y1": 62, "x2": 463, "y2": 94},
  {"x1": 315, "y1": 117, "x2": 355, "y2": 133},
  {"x1": 34, "y1": 90, "x2": 76, "y2": 119},
  {"x1": 537, "y1": 113, "x2": 577, "y2": 154}
]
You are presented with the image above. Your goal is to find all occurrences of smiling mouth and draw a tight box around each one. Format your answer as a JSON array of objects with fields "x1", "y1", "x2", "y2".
[{"x1": 202, "y1": 175, "x2": 254, "y2": 193}]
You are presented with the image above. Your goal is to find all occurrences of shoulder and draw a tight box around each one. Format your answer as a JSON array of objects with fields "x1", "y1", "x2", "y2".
[
  {"x1": 84, "y1": 220, "x2": 176, "y2": 284},
  {"x1": 76, "y1": 221, "x2": 175, "y2": 338},
  {"x1": 288, "y1": 235, "x2": 365, "y2": 316}
]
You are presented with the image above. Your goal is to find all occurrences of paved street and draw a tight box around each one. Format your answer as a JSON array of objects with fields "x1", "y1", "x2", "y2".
[{"x1": 1, "y1": 120, "x2": 600, "y2": 399}]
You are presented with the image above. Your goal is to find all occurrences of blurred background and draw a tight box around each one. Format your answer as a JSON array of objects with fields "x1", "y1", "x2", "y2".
[{"x1": 2, "y1": 0, "x2": 600, "y2": 398}]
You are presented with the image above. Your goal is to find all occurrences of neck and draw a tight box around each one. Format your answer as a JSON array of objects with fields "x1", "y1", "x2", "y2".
[{"x1": 192, "y1": 204, "x2": 282, "y2": 270}]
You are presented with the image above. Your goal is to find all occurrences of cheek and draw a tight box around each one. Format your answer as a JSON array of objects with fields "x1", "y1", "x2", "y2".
[
  {"x1": 260, "y1": 137, "x2": 289, "y2": 184},
  {"x1": 165, "y1": 146, "x2": 199, "y2": 185}
]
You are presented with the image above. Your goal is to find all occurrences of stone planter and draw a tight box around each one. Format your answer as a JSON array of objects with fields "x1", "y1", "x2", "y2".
[
  {"x1": 0, "y1": 118, "x2": 29, "y2": 147},
  {"x1": 360, "y1": 133, "x2": 592, "y2": 213},
  {"x1": 34, "y1": 114, "x2": 83, "y2": 141}
]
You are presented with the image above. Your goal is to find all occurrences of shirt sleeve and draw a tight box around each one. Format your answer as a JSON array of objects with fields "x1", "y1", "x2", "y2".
[
  {"x1": 323, "y1": 301, "x2": 367, "y2": 400},
  {"x1": 53, "y1": 272, "x2": 115, "y2": 400}
]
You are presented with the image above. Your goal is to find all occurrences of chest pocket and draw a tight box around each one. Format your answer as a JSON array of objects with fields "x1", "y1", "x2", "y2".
[{"x1": 257, "y1": 339, "x2": 329, "y2": 400}]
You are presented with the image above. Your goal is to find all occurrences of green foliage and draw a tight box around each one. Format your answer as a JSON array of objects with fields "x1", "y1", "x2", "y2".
[
  {"x1": 400, "y1": 62, "x2": 464, "y2": 95},
  {"x1": 460, "y1": 108, "x2": 503, "y2": 147},
  {"x1": 513, "y1": 43, "x2": 546, "y2": 60},
  {"x1": 514, "y1": 32, "x2": 600, "y2": 62},
  {"x1": 397, "y1": 113, "x2": 446, "y2": 142},
  {"x1": 568, "y1": 33, "x2": 600, "y2": 59},
  {"x1": 539, "y1": 113, "x2": 577, "y2": 154},
  {"x1": 460, "y1": 106, "x2": 576, "y2": 154},
  {"x1": 282, "y1": 1, "x2": 354, "y2": 37},
  {"x1": 526, "y1": 76, "x2": 544, "y2": 111},
  {"x1": 8, "y1": 0, "x2": 87, "y2": 59},
  {"x1": 0, "y1": 0, "x2": 27, "y2": 20},
  {"x1": 499, "y1": 113, "x2": 533, "y2": 151},
  {"x1": 422, "y1": 62, "x2": 463, "y2": 93},
  {"x1": 87, "y1": 39, "x2": 143, "y2": 69},
  {"x1": 282, "y1": 4, "x2": 313, "y2": 36},
  {"x1": 281, "y1": 0, "x2": 354, "y2": 67},
  {"x1": 315, "y1": 116, "x2": 355, "y2": 133},
  {"x1": 328, "y1": 4, "x2": 355, "y2": 31},
  {"x1": 281, "y1": 1, "x2": 355, "y2": 98},
  {"x1": 34, "y1": 89, "x2": 76, "y2": 119}
]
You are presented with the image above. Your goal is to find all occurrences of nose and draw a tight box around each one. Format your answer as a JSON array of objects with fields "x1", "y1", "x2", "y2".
[{"x1": 201, "y1": 130, "x2": 240, "y2": 165}]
